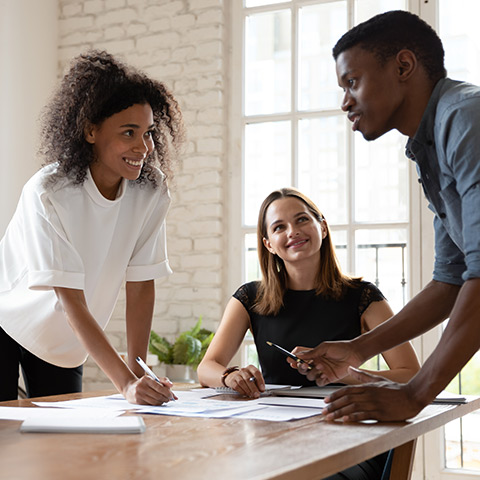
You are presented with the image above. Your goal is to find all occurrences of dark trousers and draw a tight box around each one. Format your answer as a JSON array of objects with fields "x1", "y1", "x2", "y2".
[
  {"x1": 322, "y1": 450, "x2": 390, "y2": 480},
  {"x1": 0, "y1": 327, "x2": 83, "y2": 401}
]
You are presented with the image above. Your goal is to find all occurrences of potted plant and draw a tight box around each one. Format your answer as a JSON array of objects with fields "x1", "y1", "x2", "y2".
[{"x1": 149, "y1": 316, "x2": 214, "y2": 383}]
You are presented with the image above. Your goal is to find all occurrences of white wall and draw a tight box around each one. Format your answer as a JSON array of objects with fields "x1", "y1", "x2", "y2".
[
  {"x1": 0, "y1": 0, "x2": 229, "y2": 391},
  {"x1": 55, "y1": 0, "x2": 230, "y2": 390},
  {"x1": 0, "y1": 0, "x2": 58, "y2": 235}
]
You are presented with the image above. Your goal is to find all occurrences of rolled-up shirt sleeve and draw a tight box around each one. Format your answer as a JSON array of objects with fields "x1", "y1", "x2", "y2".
[
  {"x1": 436, "y1": 93, "x2": 480, "y2": 283},
  {"x1": 461, "y1": 182, "x2": 480, "y2": 280},
  {"x1": 433, "y1": 215, "x2": 466, "y2": 285}
]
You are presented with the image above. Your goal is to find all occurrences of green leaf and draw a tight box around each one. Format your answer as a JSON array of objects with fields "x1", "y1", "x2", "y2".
[
  {"x1": 188, "y1": 315, "x2": 203, "y2": 337},
  {"x1": 149, "y1": 331, "x2": 173, "y2": 364},
  {"x1": 149, "y1": 315, "x2": 215, "y2": 367},
  {"x1": 173, "y1": 334, "x2": 201, "y2": 366}
]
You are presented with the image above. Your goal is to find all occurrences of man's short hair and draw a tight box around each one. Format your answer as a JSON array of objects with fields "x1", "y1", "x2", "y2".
[{"x1": 333, "y1": 10, "x2": 447, "y2": 83}]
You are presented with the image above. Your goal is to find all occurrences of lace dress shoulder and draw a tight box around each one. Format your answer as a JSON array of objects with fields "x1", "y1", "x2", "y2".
[
  {"x1": 358, "y1": 281, "x2": 386, "y2": 317},
  {"x1": 232, "y1": 281, "x2": 260, "y2": 311}
]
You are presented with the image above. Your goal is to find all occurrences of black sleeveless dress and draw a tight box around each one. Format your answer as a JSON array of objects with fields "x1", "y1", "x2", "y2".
[
  {"x1": 232, "y1": 280, "x2": 390, "y2": 480},
  {"x1": 233, "y1": 280, "x2": 385, "y2": 386}
]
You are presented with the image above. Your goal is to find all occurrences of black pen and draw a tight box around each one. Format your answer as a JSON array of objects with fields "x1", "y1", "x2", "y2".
[{"x1": 266, "y1": 341, "x2": 313, "y2": 370}]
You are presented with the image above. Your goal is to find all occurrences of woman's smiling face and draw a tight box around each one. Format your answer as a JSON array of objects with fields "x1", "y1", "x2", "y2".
[
  {"x1": 86, "y1": 102, "x2": 155, "y2": 198},
  {"x1": 262, "y1": 196, "x2": 326, "y2": 267}
]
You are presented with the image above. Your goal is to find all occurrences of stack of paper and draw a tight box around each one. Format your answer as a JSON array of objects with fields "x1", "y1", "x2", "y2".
[{"x1": 20, "y1": 416, "x2": 146, "y2": 434}]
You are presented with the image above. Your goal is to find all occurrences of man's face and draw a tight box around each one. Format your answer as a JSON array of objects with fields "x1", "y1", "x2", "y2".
[{"x1": 336, "y1": 46, "x2": 405, "y2": 141}]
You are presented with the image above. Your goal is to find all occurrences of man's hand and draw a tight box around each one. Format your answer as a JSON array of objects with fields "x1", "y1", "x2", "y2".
[
  {"x1": 289, "y1": 341, "x2": 364, "y2": 385},
  {"x1": 321, "y1": 367, "x2": 425, "y2": 422}
]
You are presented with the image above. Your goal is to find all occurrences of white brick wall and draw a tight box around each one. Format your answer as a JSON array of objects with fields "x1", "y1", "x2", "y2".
[{"x1": 58, "y1": 0, "x2": 229, "y2": 391}]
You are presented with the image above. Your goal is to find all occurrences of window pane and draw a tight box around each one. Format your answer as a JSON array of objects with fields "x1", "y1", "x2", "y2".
[
  {"x1": 331, "y1": 229, "x2": 348, "y2": 274},
  {"x1": 245, "y1": 10, "x2": 291, "y2": 115},
  {"x1": 354, "y1": 130, "x2": 408, "y2": 223},
  {"x1": 245, "y1": 0, "x2": 287, "y2": 7},
  {"x1": 298, "y1": 1, "x2": 347, "y2": 111},
  {"x1": 440, "y1": 0, "x2": 480, "y2": 84},
  {"x1": 355, "y1": 228, "x2": 407, "y2": 313},
  {"x1": 245, "y1": 233, "x2": 261, "y2": 282},
  {"x1": 244, "y1": 121, "x2": 291, "y2": 226},
  {"x1": 445, "y1": 419, "x2": 462, "y2": 469},
  {"x1": 354, "y1": 0, "x2": 406, "y2": 24},
  {"x1": 298, "y1": 116, "x2": 348, "y2": 224}
]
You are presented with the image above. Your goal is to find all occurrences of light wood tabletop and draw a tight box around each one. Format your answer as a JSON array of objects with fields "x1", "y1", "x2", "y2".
[{"x1": 1, "y1": 388, "x2": 479, "y2": 480}]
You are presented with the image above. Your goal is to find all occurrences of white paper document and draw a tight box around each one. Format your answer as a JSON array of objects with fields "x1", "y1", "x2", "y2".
[
  {"x1": 433, "y1": 391, "x2": 467, "y2": 404},
  {"x1": 20, "y1": 387, "x2": 326, "y2": 423},
  {"x1": 20, "y1": 416, "x2": 145, "y2": 434},
  {"x1": 33, "y1": 394, "x2": 136, "y2": 411},
  {"x1": 258, "y1": 396, "x2": 327, "y2": 409},
  {"x1": 232, "y1": 406, "x2": 324, "y2": 422},
  {"x1": 0, "y1": 406, "x2": 122, "y2": 421}
]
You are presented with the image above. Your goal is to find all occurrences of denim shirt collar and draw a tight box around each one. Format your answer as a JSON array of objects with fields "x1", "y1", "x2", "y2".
[{"x1": 405, "y1": 78, "x2": 447, "y2": 161}]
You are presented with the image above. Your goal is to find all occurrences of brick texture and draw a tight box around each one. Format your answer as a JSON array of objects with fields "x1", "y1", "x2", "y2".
[{"x1": 58, "y1": 0, "x2": 228, "y2": 391}]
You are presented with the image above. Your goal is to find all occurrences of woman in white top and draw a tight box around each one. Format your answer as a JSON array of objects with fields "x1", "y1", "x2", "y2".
[{"x1": 0, "y1": 50, "x2": 184, "y2": 404}]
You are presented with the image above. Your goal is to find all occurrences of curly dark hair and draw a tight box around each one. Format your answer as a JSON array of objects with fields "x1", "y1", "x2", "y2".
[
  {"x1": 333, "y1": 10, "x2": 446, "y2": 84},
  {"x1": 39, "y1": 50, "x2": 185, "y2": 188}
]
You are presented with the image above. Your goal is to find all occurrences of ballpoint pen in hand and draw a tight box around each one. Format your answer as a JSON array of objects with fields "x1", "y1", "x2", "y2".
[
  {"x1": 135, "y1": 356, "x2": 177, "y2": 400},
  {"x1": 266, "y1": 341, "x2": 313, "y2": 370}
]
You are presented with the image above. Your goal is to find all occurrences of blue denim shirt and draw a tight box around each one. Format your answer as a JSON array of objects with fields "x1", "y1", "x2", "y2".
[{"x1": 406, "y1": 78, "x2": 480, "y2": 285}]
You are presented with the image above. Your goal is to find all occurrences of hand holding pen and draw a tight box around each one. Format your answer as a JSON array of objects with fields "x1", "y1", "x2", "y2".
[
  {"x1": 135, "y1": 356, "x2": 178, "y2": 403},
  {"x1": 266, "y1": 341, "x2": 313, "y2": 371}
]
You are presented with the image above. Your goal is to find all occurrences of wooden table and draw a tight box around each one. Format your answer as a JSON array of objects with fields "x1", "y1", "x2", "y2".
[{"x1": 1, "y1": 389, "x2": 479, "y2": 480}]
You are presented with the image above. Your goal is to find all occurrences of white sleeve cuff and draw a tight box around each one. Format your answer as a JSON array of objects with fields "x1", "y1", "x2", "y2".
[
  {"x1": 28, "y1": 270, "x2": 85, "y2": 291},
  {"x1": 125, "y1": 260, "x2": 173, "y2": 282}
]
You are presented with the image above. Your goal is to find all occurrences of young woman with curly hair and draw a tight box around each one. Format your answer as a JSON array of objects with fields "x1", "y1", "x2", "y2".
[{"x1": 0, "y1": 50, "x2": 185, "y2": 404}]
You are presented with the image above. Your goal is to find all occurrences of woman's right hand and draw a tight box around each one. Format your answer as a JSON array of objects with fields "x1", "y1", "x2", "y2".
[
  {"x1": 123, "y1": 375, "x2": 177, "y2": 405},
  {"x1": 224, "y1": 365, "x2": 265, "y2": 398}
]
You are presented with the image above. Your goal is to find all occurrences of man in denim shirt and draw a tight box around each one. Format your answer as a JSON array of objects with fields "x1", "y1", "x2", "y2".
[{"x1": 292, "y1": 10, "x2": 480, "y2": 421}]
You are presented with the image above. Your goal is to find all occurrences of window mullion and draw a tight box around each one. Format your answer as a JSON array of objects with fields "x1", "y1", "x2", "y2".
[{"x1": 292, "y1": 3, "x2": 298, "y2": 186}]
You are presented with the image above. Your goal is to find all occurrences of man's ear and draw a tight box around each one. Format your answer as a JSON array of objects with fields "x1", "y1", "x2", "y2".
[
  {"x1": 263, "y1": 237, "x2": 275, "y2": 255},
  {"x1": 396, "y1": 49, "x2": 417, "y2": 81},
  {"x1": 84, "y1": 122, "x2": 96, "y2": 144}
]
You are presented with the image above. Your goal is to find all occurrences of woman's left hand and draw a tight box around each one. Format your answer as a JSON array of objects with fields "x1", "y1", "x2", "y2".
[{"x1": 225, "y1": 365, "x2": 265, "y2": 398}]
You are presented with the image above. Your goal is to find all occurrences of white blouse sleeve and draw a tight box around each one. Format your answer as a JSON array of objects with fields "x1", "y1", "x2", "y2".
[
  {"x1": 125, "y1": 183, "x2": 173, "y2": 282},
  {"x1": 19, "y1": 182, "x2": 85, "y2": 291}
]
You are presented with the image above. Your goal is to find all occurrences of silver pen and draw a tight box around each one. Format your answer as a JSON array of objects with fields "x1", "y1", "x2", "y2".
[
  {"x1": 135, "y1": 356, "x2": 176, "y2": 401},
  {"x1": 136, "y1": 356, "x2": 162, "y2": 382}
]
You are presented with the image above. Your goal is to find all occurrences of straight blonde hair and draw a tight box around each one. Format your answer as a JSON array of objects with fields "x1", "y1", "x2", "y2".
[{"x1": 254, "y1": 188, "x2": 360, "y2": 316}]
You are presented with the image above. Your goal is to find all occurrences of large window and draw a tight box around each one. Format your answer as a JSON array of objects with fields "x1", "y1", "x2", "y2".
[{"x1": 236, "y1": 0, "x2": 410, "y2": 314}]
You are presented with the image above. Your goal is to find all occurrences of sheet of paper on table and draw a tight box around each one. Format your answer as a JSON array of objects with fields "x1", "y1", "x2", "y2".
[{"x1": 27, "y1": 388, "x2": 326, "y2": 422}]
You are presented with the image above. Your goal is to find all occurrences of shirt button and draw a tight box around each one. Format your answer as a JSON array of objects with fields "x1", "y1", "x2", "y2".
[
  {"x1": 427, "y1": 140, "x2": 434, "y2": 146},
  {"x1": 439, "y1": 213, "x2": 446, "y2": 219}
]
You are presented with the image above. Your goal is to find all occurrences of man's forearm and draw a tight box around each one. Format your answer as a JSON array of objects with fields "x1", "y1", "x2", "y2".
[
  {"x1": 408, "y1": 278, "x2": 480, "y2": 404},
  {"x1": 354, "y1": 280, "x2": 460, "y2": 361}
]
